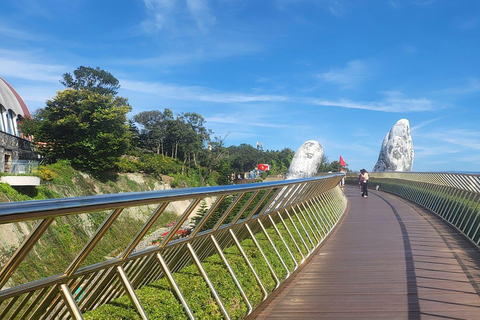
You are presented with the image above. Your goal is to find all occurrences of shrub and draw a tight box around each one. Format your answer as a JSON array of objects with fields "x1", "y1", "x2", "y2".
[
  {"x1": 115, "y1": 156, "x2": 139, "y2": 173},
  {"x1": 37, "y1": 166, "x2": 57, "y2": 181}
]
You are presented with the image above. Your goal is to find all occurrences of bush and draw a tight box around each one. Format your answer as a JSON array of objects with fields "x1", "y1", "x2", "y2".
[
  {"x1": 82, "y1": 210, "x2": 326, "y2": 319},
  {"x1": 37, "y1": 166, "x2": 57, "y2": 181},
  {"x1": 115, "y1": 156, "x2": 139, "y2": 173},
  {"x1": 138, "y1": 154, "x2": 182, "y2": 177}
]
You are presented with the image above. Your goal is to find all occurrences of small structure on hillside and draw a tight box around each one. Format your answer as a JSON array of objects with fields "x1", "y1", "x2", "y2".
[
  {"x1": 0, "y1": 77, "x2": 38, "y2": 184},
  {"x1": 373, "y1": 119, "x2": 414, "y2": 172}
]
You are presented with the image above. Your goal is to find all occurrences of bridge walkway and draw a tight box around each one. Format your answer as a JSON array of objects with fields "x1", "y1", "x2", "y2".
[{"x1": 249, "y1": 185, "x2": 480, "y2": 319}]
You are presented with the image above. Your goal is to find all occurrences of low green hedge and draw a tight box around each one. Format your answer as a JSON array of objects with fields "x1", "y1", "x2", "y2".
[{"x1": 84, "y1": 211, "x2": 329, "y2": 319}]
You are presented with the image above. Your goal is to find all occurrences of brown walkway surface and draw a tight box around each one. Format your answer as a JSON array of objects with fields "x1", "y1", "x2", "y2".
[{"x1": 249, "y1": 186, "x2": 480, "y2": 319}]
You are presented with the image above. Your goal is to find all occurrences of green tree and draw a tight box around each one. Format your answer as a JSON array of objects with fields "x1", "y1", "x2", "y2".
[
  {"x1": 179, "y1": 112, "x2": 210, "y2": 165},
  {"x1": 317, "y1": 157, "x2": 348, "y2": 173},
  {"x1": 60, "y1": 66, "x2": 120, "y2": 96},
  {"x1": 259, "y1": 148, "x2": 294, "y2": 175},
  {"x1": 227, "y1": 144, "x2": 262, "y2": 173},
  {"x1": 200, "y1": 134, "x2": 230, "y2": 185},
  {"x1": 134, "y1": 109, "x2": 174, "y2": 155},
  {"x1": 23, "y1": 89, "x2": 131, "y2": 172},
  {"x1": 21, "y1": 67, "x2": 131, "y2": 173}
]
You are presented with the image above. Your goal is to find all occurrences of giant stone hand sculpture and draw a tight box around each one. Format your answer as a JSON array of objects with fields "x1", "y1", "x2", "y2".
[
  {"x1": 286, "y1": 140, "x2": 323, "y2": 180},
  {"x1": 373, "y1": 119, "x2": 414, "y2": 172}
]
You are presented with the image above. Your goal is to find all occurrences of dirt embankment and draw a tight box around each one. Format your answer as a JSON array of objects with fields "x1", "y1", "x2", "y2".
[{"x1": 0, "y1": 172, "x2": 212, "y2": 254}]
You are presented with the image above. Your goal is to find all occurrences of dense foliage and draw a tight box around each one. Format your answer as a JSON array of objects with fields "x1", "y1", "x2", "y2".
[
  {"x1": 83, "y1": 208, "x2": 315, "y2": 319},
  {"x1": 20, "y1": 67, "x2": 131, "y2": 173},
  {"x1": 20, "y1": 66, "x2": 345, "y2": 185},
  {"x1": 60, "y1": 66, "x2": 120, "y2": 96}
]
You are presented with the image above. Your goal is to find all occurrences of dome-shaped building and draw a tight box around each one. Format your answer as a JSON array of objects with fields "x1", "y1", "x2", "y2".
[
  {"x1": 0, "y1": 77, "x2": 31, "y2": 137},
  {"x1": 0, "y1": 77, "x2": 36, "y2": 174}
]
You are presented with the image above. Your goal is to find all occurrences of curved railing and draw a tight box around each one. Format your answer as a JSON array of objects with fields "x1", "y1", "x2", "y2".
[
  {"x1": 347, "y1": 172, "x2": 480, "y2": 248},
  {"x1": 0, "y1": 174, "x2": 347, "y2": 319}
]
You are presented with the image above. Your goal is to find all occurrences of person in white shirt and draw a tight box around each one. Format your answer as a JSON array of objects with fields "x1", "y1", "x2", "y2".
[{"x1": 360, "y1": 169, "x2": 369, "y2": 197}]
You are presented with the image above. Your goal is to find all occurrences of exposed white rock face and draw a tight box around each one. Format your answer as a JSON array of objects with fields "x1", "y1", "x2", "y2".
[
  {"x1": 286, "y1": 140, "x2": 323, "y2": 180},
  {"x1": 373, "y1": 119, "x2": 414, "y2": 172}
]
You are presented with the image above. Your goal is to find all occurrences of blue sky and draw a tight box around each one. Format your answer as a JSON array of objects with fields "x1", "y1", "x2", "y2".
[{"x1": 1, "y1": 0, "x2": 480, "y2": 172}]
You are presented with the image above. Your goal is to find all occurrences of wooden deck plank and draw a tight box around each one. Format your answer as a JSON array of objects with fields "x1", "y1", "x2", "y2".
[{"x1": 248, "y1": 186, "x2": 480, "y2": 319}]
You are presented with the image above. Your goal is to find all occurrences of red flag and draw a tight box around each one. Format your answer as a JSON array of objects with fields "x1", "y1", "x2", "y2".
[
  {"x1": 258, "y1": 164, "x2": 270, "y2": 171},
  {"x1": 339, "y1": 156, "x2": 346, "y2": 167}
]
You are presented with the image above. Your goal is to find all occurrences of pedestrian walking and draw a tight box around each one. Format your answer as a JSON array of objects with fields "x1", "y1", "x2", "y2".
[{"x1": 360, "y1": 169, "x2": 369, "y2": 197}]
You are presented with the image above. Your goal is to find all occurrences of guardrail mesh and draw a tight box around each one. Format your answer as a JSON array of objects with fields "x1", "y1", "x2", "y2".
[{"x1": 0, "y1": 174, "x2": 347, "y2": 319}]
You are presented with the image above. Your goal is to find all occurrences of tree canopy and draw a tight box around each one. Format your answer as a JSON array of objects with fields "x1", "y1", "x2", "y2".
[
  {"x1": 21, "y1": 67, "x2": 130, "y2": 173},
  {"x1": 60, "y1": 66, "x2": 120, "y2": 96},
  {"x1": 20, "y1": 66, "x2": 347, "y2": 183}
]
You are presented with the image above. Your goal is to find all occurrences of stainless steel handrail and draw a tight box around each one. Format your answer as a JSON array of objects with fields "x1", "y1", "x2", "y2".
[{"x1": 0, "y1": 174, "x2": 347, "y2": 319}]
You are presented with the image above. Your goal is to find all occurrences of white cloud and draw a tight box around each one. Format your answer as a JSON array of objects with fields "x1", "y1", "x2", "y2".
[
  {"x1": 0, "y1": 49, "x2": 67, "y2": 83},
  {"x1": 389, "y1": 1, "x2": 401, "y2": 9},
  {"x1": 308, "y1": 91, "x2": 438, "y2": 113},
  {"x1": 141, "y1": 0, "x2": 215, "y2": 35},
  {"x1": 274, "y1": 0, "x2": 347, "y2": 16},
  {"x1": 412, "y1": 0, "x2": 438, "y2": 5},
  {"x1": 141, "y1": 0, "x2": 182, "y2": 34},
  {"x1": 186, "y1": 0, "x2": 216, "y2": 33},
  {"x1": 0, "y1": 23, "x2": 44, "y2": 41},
  {"x1": 327, "y1": 0, "x2": 346, "y2": 16},
  {"x1": 414, "y1": 144, "x2": 460, "y2": 158},
  {"x1": 459, "y1": 17, "x2": 480, "y2": 31},
  {"x1": 120, "y1": 79, "x2": 289, "y2": 103},
  {"x1": 319, "y1": 60, "x2": 371, "y2": 90},
  {"x1": 434, "y1": 78, "x2": 480, "y2": 95},
  {"x1": 207, "y1": 114, "x2": 307, "y2": 129},
  {"x1": 411, "y1": 117, "x2": 442, "y2": 133},
  {"x1": 122, "y1": 78, "x2": 441, "y2": 114},
  {"x1": 442, "y1": 130, "x2": 480, "y2": 151},
  {"x1": 416, "y1": 129, "x2": 480, "y2": 158}
]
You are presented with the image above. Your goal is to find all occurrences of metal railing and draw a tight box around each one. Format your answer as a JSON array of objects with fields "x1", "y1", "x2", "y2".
[
  {"x1": 0, "y1": 174, "x2": 347, "y2": 319},
  {"x1": 347, "y1": 171, "x2": 480, "y2": 248}
]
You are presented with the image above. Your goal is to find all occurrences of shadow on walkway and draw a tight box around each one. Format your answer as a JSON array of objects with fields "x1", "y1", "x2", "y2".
[{"x1": 249, "y1": 186, "x2": 480, "y2": 319}]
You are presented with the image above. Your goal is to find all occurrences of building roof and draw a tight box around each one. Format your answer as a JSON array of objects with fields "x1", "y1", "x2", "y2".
[{"x1": 0, "y1": 77, "x2": 31, "y2": 117}]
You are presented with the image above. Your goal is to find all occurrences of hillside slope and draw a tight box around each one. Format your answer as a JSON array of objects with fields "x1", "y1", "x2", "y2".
[{"x1": 0, "y1": 163, "x2": 207, "y2": 288}]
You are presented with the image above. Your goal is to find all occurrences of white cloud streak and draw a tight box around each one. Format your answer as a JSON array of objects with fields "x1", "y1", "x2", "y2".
[
  {"x1": 120, "y1": 79, "x2": 289, "y2": 103},
  {"x1": 434, "y1": 78, "x2": 480, "y2": 95},
  {"x1": 416, "y1": 129, "x2": 480, "y2": 161},
  {"x1": 319, "y1": 60, "x2": 372, "y2": 90},
  {"x1": 141, "y1": 0, "x2": 216, "y2": 35},
  {"x1": 389, "y1": 1, "x2": 401, "y2": 9},
  {"x1": 0, "y1": 49, "x2": 66, "y2": 83},
  {"x1": 186, "y1": 0, "x2": 216, "y2": 33},
  {"x1": 122, "y1": 79, "x2": 440, "y2": 113},
  {"x1": 411, "y1": 117, "x2": 442, "y2": 133},
  {"x1": 308, "y1": 92, "x2": 438, "y2": 113},
  {"x1": 412, "y1": 0, "x2": 438, "y2": 5},
  {"x1": 207, "y1": 114, "x2": 307, "y2": 129},
  {"x1": 0, "y1": 23, "x2": 45, "y2": 41},
  {"x1": 459, "y1": 17, "x2": 480, "y2": 31}
]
